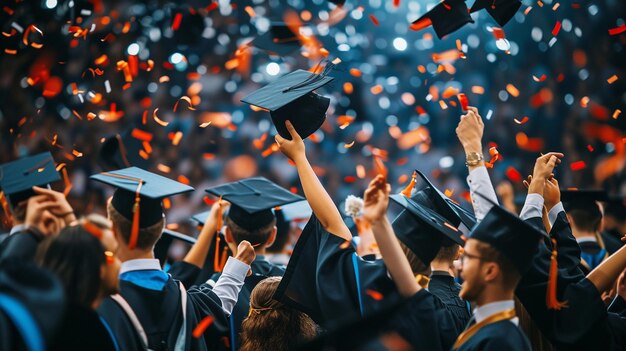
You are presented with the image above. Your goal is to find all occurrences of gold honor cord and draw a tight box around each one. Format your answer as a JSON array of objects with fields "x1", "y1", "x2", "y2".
[{"x1": 452, "y1": 308, "x2": 516, "y2": 350}]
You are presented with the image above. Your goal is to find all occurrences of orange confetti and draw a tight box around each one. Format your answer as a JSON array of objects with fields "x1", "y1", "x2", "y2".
[
  {"x1": 432, "y1": 49, "x2": 464, "y2": 63},
  {"x1": 514, "y1": 116, "x2": 529, "y2": 124},
  {"x1": 72, "y1": 149, "x2": 83, "y2": 158},
  {"x1": 607, "y1": 75, "x2": 618, "y2": 84},
  {"x1": 441, "y1": 87, "x2": 460, "y2": 99},
  {"x1": 343, "y1": 82, "x2": 354, "y2": 94},
  {"x1": 471, "y1": 86, "x2": 485, "y2": 95},
  {"x1": 373, "y1": 156, "x2": 387, "y2": 181},
  {"x1": 344, "y1": 141, "x2": 355, "y2": 148},
  {"x1": 340, "y1": 240, "x2": 352, "y2": 249},
  {"x1": 253, "y1": 133, "x2": 268, "y2": 149},
  {"x1": 613, "y1": 109, "x2": 622, "y2": 119},
  {"x1": 261, "y1": 144, "x2": 279, "y2": 157},
  {"x1": 153, "y1": 108, "x2": 169, "y2": 126},
  {"x1": 366, "y1": 289, "x2": 384, "y2": 301},
  {"x1": 157, "y1": 164, "x2": 171, "y2": 173},
  {"x1": 457, "y1": 93, "x2": 468, "y2": 111},
  {"x1": 580, "y1": 96, "x2": 590, "y2": 108},
  {"x1": 131, "y1": 129, "x2": 153, "y2": 142},
  {"x1": 444, "y1": 189, "x2": 454, "y2": 198},
  {"x1": 172, "y1": 131, "x2": 183, "y2": 146},
  {"x1": 533, "y1": 74, "x2": 547, "y2": 82},
  {"x1": 370, "y1": 85, "x2": 383, "y2": 95},
  {"x1": 244, "y1": 6, "x2": 256, "y2": 17},
  {"x1": 173, "y1": 96, "x2": 196, "y2": 112},
  {"x1": 192, "y1": 316, "x2": 214, "y2": 338},
  {"x1": 506, "y1": 84, "x2": 520, "y2": 97}
]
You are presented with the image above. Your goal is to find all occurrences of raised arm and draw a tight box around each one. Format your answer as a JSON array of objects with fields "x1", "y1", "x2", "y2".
[
  {"x1": 363, "y1": 175, "x2": 420, "y2": 297},
  {"x1": 455, "y1": 106, "x2": 498, "y2": 221},
  {"x1": 275, "y1": 120, "x2": 351, "y2": 241},
  {"x1": 183, "y1": 200, "x2": 229, "y2": 268}
]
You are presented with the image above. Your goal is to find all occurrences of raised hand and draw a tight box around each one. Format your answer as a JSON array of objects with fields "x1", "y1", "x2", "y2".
[
  {"x1": 544, "y1": 177, "x2": 561, "y2": 212},
  {"x1": 455, "y1": 106, "x2": 484, "y2": 154},
  {"x1": 234, "y1": 240, "x2": 256, "y2": 265},
  {"x1": 532, "y1": 152, "x2": 563, "y2": 181},
  {"x1": 24, "y1": 195, "x2": 66, "y2": 236},
  {"x1": 363, "y1": 175, "x2": 391, "y2": 224},
  {"x1": 32, "y1": 186, "x2": 76, "y2": 224},
  {"x1": 275, "y1": 120, "x2": 306, "y2": 163}
]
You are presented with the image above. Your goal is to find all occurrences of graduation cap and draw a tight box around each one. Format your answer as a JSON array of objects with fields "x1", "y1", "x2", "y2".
[
  {"x1": 205, "y1": 177, "x2": 304, "y2": 231},
  {"x1": 250, "y1": 22, "x2": 301, "y2": 57},
  {"x1": 403, "y1": 170, "x2": 477, "y2": 231},
  {"x1": 604, "y1": 196, "x2": 626, "y2": 219},
  {"x1": 389, "y1": 194, "x2": 465, "y2": 266},
  {"x1": 241, "y1": 68, "x2": 335, "y2": 140},
  {"x1": 470, "y1": 0, "x2": 521, "y2": 27},
  {"x1": 411, "y1": 0, "x2": 474, "y2": 39},
  {"x1": 561, "y1": 189, "x2": 608, "y2": 214},
  {"x1": 98, "y1": 129, "x2": 152, "y2": 171},
  {"x1": 90, "y1": 167, "x2": 194, "y2": 249},
  {"x1": 0, "y1": 152, "x2": 61, "y2": 209}
]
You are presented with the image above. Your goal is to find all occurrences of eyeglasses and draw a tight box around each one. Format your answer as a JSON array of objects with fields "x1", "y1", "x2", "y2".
[{"x1": 463, "y1": 251, "x2": 488, "y2": 261}]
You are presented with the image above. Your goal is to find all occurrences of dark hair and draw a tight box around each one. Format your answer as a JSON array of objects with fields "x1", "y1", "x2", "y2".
[
  {"x1": 398, "y1": 241, "x2": 430, "y2": 275},
  {"x1": 107, "y1": 201, "x2": 163, "y2": 250},
  {"x1": 435, "y1": 243, "x2": 460, "y2": 263},
  {"x1": 225, "y1": 216, "x2": 276, "y2": 246},
  {"x1": 474, "y1": 241, "x2": 520, "y2": 289},
  {"x1": 568, "y1": 208, "x2": 602, "y2": 233},
  {"x1": 240, "y1": 277, "x2": 317, "y2": 351},
  {"x1": 36, "y1": 225, "x2": 106, "y2": 308}
]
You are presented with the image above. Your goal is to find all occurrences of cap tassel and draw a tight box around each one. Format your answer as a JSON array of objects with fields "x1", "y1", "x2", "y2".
[
  {"x1": 218, "y1": 246, "x2": 229, "y2": 271},
  {"x1": 0, "y1": 192, "x2": 13, "y2": 228},
  {"x1": 214, "y1": 196, "x2": 224, "y2": 272},
  {"x1": 129, "y1": 191, "x2": 141, "y2": 250},
  {"x1": 401, "y1": 171, "x2": 417, "y2": 197},
  {"x1": 546, "y1": 238, "x2": 568, "y2": 310}
]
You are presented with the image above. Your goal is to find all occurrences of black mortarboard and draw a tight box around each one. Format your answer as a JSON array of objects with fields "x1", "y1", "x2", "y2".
[
  {"x1": 407, "y1": 170, "x2": 477, "y2": 230},
  {"x1": 90, "y1": 167, "x2": 194, "y2": 248},
  {"x1": 250, "y1": 22, "x2": 301, "y2": 57},
  {"x1": 470, "y1": 0, "x2": 521, "y2": 27},
  {"x1": 411, "y1": 0, "x2": 474, "y2": 39},
  {"x1": 468, "y1": 195, "x2": 548, "y2": 275},
  {"x1": 604, "y1": 196, "x2": 626, "y2": 219},
  {"x1": 389, "y1": 194, "x2": 465, "y2": 266},
  {"x1": 241, "y1": 69, "x2": 334, "y2": 140},
  {"x1": 561, "y1": 189, "x2": 608, "y2": 215},
  {"x1": 98, "y1": 130, "x2": 151, "y2": 171},
  {"x1": 0, "y1": 152, "x2": 61, "y2": 208},
  {"x1": 205, "y1": 177, "x2": 304, "y2": 231}
]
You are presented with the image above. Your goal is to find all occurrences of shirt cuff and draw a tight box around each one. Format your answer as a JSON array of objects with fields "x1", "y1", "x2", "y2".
[
  {"x1": 548, "y1": 202, "x2": 564, "y2": 227},
  {"x1": 520, "y1": 193, "x2": 544, "y2": 220},
  {"x1": 222, "y1": 256, "x2": 250, "y2": 279},
  {"x1": 466, "y1": 165, "x2": 489, "y2": 186}
]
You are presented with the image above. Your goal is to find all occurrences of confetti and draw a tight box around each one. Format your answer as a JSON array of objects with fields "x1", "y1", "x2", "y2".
[
  {"x1": 471, "y1": 86, "x2": 485, "y2": 95},
  {"x1": 506, "y1": 84, "x2": 520, "y2": 97},
  {"x1": 193, "y1": 316, "x2": 214, "y2": 338},
  {"x1": 344, "y1": 141, "x2": 355, "y2": 148},
  {"x1": 570, "y1": 161, "x2": 586, "y2": 171},
  {"x1": 370, "y1": 85, "x2": 383, "y2": 95},
  {"x1": 366, "y1": 289, "x2": 384, "y2": 301},
  {"x1": 153, "y1": 108, "x2": 169, "y2": 126},
  {"x1": 613, "y1": 109, "x2": 622, "y2": 119},
  {"x1": 173, "y1": 96, "x2": 196, "y2": 112},
  {"x1": 457, "y1": 93, "x2": 468, "y2": 111},
  {"x1": 552, "y1": 21, "x2": 561, "y2": 36},
  {"x1": 505, "y1": 166, "x2": 522, "y2": 183},
  {"x1": 369, "y1": 14, "x2": 380, "y2": 26},
  {"x1": 607, "y1": 75, "x2": 618, "y2": 84},
  {"x1": 514, "y1": 116, "x2": 529, "y2": 124},
  {"x1": 533, "y1": 74, "x2": 547, "y2": 82},
  {"x1": 608, "y1": 25, "x2": 626, "y2": 36}
]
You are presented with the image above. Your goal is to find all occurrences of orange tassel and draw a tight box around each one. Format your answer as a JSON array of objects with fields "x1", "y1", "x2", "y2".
[
  {"x1": 546, "y1": 238, "x2": 568, "y2": 310},
  {"x1": 401, "y1": 171, "x2": 417, "y2": 197},
  {"x1": 192, "y1": 315, "x2": 215, "y2": 338},
  {"x1": 129, "y1": 193, "x2": 140, "y2": 250},
  {"x1": 213, "y1": 196, "x2": 223, "y2": 272},
  {"x1": 0, "y1": 192, "x2": 13, "y2": 228},
  {"x1": 218, "y1": 246, "x2": 228, "y2": 271}
]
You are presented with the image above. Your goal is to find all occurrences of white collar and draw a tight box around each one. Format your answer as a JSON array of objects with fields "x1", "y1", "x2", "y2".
[
  {"x1": 577, "y1": 236, "x2": 597, "y2": 244},
  {"x1": 9, "y1": 224, "x2": 26, "y2": 235},
  {"x1": 119, "y1": 259, "x2": 162, "y2": 275},
  {"x1": 473, "y1": 300, "x2": 516, "y2": 324}
]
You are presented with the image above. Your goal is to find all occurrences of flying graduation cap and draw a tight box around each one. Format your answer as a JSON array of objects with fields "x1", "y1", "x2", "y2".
[
  {"x1": 205, "y1": 177, "x2": 304, "y2": 232},
  {"x1": 250, "y1": 22, "x2": 302, "y2": 57},
  {"x1": 90, "y1": 167, "x2": 194, "y2": 249},
  {"x1": 389, "y1": 194, "x2": 465, "y2": 266},
  {"x1": 0, "y1": 152, "x2": 61, "y2": 209},
  {"x1": 411, "y1": 0, "x2": 474, "y2": 39},
  {"x1": 470, "y1": 0, "x2": 522, "y2": 27},
  {"x1": 241, "y1": 68, "x2": 335, "y2": 140}
]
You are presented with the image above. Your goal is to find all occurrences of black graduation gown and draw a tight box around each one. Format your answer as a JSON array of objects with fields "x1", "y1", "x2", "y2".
[
  {"x1": 387, "y1": 289, "x2": 460, "y2": 351},
  {"x1": 601, "y1": 230, "x2": 624, "y2": 255},
  {"x1": 98, "y1": 276, "x2": 229, "y2": 351},
  {"x1": 210, "y1": 256, "x2": 285, "y2": 351},
  {"x1": 517, "y1": 213, "x2": 626, "y2": 350},
  {"x1": 0, "y1": 229, "x2": 43, "y2": 264},
  {"x1": 50, "y1": 302, "x2": 116, "y2": 351},
  {"x1": 274, "y1": 215, "x2": 399, "y2": 329},
  {"x1": 453, "y1": 320, "x2": 531, "y2": 351},
  {"x1": 168, "y1": 261, "x2": 204, "y2": 289},
  {"x1": 429, "y1": 271, "x2": 471, "y2": 333}
]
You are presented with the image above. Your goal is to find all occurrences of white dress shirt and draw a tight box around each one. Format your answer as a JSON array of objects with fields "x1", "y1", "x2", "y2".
[
  {"x1": 466, "y1": 166, "x2": 499, "y2": 223},
  {"x1": 519, "y1": 193, "x2": 564, "y2": 229},
  {"x1": 473, "y1": 300, "x2": 518, "y2": 326},
  {"x1": 9, "y1": 224, "x2": 26, "y2": 235}
]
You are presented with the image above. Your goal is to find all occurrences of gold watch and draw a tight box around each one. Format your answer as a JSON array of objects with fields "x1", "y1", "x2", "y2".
[{"x1": 465, "y1": 152, "x2": 484, "y2": 167}]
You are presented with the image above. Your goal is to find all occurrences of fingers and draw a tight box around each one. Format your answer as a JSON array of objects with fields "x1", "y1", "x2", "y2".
[
  {"x1": 285, "y1": 120, "x2": 301, "y2": 141},
  {"x1": 275, "y1": 134, "x2": 285, "y2": 145},
  {"x1": 32, "y1": 186, "x2": 60, "y2": 198}
]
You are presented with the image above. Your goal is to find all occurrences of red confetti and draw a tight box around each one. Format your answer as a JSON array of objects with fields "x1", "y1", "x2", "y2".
[
  {"x1": 586, "y1": 144, "x2": 594, "y2": 152},
  {"x1": 514, "y1": 116, "x2": 529, "y2": 124},
  {"x1": 457, "y1": 93, "x2": 468, "y2": 111},
  {"x1": 366, "y1": 289, "x2": 384, "y2": 301},
  {"x1": 552, "y1": 21, "x2": 561, "y2": 36},
  {"x1": 505, "y1": 166, "x2": 523, "y2": 183},
  {"x1": 570, "y1": 161, "x2": 586, "y2": 171},
  {"x1": 192, "y1": 316, "x2": 214, "y2": 338},
  {"x1": 171, "y1": 13, "x2": 183, "y2": 31},
  {"x1": 608, "y1": 25, "x2": 626, "y2": 36},
  {"x1": 369, "y1": 14, "x2": 380, "y2": 26},
  {"x1": 393, "y1": 0, "x2": 400, "y2": 7}
]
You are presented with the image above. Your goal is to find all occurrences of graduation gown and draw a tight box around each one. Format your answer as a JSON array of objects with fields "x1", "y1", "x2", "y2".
[
  {"x1": 0, "y1": 229, "x2": 44, "y2": 264},
  {"x1": 274, "y1": 215, "x2": 399, "y2": 329},
  {"x1": 454, "y1": 320, "x2": 531, "y2": 351},
  {"x1": 210, "y1": 256, "x2": 285, "y2": 351},
  {"x1": 601, "y1": 230, "x2": 624, "y2": 255},
  {"x1": 429, "y1": 271, "x2": 471, "y2": 333},
  {"x1": 98, "y1": 276, "x2": 229, "y2": 351},
  {"x1": 517, "y1": 213, "x2": 626, "y2": 350},
  {"x1": 50, "y1": 302, "x2": 117, "y2": 351}
]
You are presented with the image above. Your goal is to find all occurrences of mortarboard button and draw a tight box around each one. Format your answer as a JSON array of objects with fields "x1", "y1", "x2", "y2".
[
  {"x1": 411, "y1": 0, "x2": 474, "y2": 39},
  {"x1": 205, "y1": 177, "x2": 304, "y2": 231},
  {"x1": 470, "y1": 0, "x2": 521, "y2": 27},
  {"x1": 250, "y1": 22, "x2": 302, "y2": 57},
  {"x1": 0, "y1": 152, "x2": 61, "y2": 209},
  {"x1": 241, "y1": 69, "x2": 335, "y2": 140}
]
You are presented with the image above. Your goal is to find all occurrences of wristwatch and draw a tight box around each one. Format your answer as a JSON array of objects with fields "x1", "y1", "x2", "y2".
[{"x1": 465, "y1": 152, "x2": 484, "y2": 167}]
